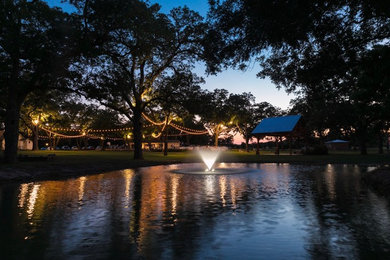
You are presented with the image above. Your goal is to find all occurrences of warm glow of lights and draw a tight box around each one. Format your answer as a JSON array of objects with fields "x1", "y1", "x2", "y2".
[
  {"x1": 123, "y1": 169, "x2": 134, "y2": 207},
  {"x1": 230, "y1": 180, "x2": 236, "y2": 208},
  {"x1": 27, "y1": 184, "x2": 41, "y2": 218},
  {"x1": 18, "y1": 183, "x2": 30, "y2": 208},
  {"x1": 325, "y1": 164, "x2": 336, "y2": 200},
  {"x1": 204, "y1": 175, "x2": 216, "y2": 197},
  {"x1": 32, "y1": 119, "x2": 39, "y2": 125},
  {"x1": 219, "y1": 176, "x2": 227, "y2": 206},
  {"x1": 171, "y1": 175, "x2": 180, "y2": 215},
  {"x1": 78, "y1": 176, "x2": 86, "y2": 202},
  {"x1": 199, "y1": 150, "x2": 220, "y2": 171}
]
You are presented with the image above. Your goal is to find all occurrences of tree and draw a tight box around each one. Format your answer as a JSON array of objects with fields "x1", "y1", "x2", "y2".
[
  {"x1": 207, "y1": 0, "x2": 390, "y2": 154},
  {"x1": 88, "y1": 108, "x2": 124, "y2": 150},
  {"x1": 0, "y1": 0, "x2": 78, "y2": 162},
  {"x1": 149, "y1": 70, "x2": 205, "y2": 155},
  {"x1": 73, "y1": 0, "x2": 206, "y2": 159},
  {"x1": 200, "y1": 89, "x2": 232, "y2": 146},
  {"x1": 226, "y1": 92, "x2": 255, "y2": 151},
  {"x1": 19, "y1": 91, "x2": 65, "y2": 150}
]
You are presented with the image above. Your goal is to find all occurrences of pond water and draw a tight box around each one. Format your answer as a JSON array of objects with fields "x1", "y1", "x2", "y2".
[{"x1": 1, "y1": 163, "x2": 390, "y2": 259}]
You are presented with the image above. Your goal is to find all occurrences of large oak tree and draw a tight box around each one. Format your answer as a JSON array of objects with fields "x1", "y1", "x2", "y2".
[
  {"x1": 1, "y1": 0, "x2": 78, "y2": 162},
  {"x1": 74, "y1": 0, "x2": 206, "y2": 159}
]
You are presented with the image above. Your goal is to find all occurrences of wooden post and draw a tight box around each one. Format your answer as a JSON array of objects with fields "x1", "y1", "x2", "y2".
[
  {"x1": 256, "y1": 137, "x2": 260, "y2": 155},
  {"x1": 163, "y1": 132, "x2": 168, "y2": 156},
  {"x1": 289, "y1": 135, "x2": 292, "y2": 155},
  {"x1": 33, "y1": 124, "x2": 39, "y2": 151},
  {"x1": 275, "y1": 136, "x2": 280, "y2": 155}
]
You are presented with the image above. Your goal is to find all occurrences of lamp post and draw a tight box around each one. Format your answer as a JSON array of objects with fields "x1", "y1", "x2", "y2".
[
  {"x1": 126, "y1": 133, "x2": 132, "y2": 151},
  {"x1": 32, "y1": 119, "x2": 39, "y2": 151}
]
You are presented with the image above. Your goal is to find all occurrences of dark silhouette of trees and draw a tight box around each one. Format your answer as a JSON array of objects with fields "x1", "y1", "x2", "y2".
[
  {"x1": 0, "y1": 0, "x2": 79, "y2": 162},
  {"x1": 73, "y1": 0, "x2": 206, "y2": 159},
  {"x1": 207, "y1": 0, "x2": 390, "y2": 154}
]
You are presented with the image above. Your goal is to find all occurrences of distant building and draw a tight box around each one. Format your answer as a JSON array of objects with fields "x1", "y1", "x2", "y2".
[
  {"x1": 128, "y1": 140, "x2": 181, "y2": 150},
  {"x1": 325, "y1": 139, "x2": 349, "y2": 150},
  {"x1": 0, "y1": 131, "x2": 33, "y2": 150}
]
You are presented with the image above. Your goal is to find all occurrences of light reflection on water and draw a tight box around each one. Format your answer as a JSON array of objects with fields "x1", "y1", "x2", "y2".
[{"x1": 0, "y1": 163, "x2": 390, "y2": 259}]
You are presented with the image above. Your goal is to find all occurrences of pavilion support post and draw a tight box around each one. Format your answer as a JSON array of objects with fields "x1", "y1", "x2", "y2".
[
  {"x1": 256, "y1": 137, "x2": 260, "y2": 155},
  {"x1": 163, "y1": 132, "x2": 168, "y2": 156},
  {"x1": 275, "y1": 136, "x2": 280, "y2": 155},
  {"x1": 289, "y1": 135, "x2": 292, "y2": 155}
]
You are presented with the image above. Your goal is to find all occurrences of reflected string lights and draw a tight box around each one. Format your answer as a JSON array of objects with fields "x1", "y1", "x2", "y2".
[
  {"x1": 78, "y1": 176, "x2": 86, "y2": 203},
  {"x1": 325, "y1": 164, "x2": 336, "y2": 200},
  {"x1": 170, "y1": 174, "x2": 181, "y2": 216},
  {"x1": 27, "y1": 184, "x2": 41, "y2": 218},
  {"x1": 5, "y1": 164, "x2": 390, "y2": 259},
  {"x1": 219, "y1": 176, "x2": 227, "y2": 206},
  {"x1": 123, "y1": 169, "x2": 135, "y2": 207},
  {"x1": 230, "y1": 179, "x2": 237, "y2": 208},
  {"x1": 18, "y1": 183, "x2": 30, "y2": 208}
]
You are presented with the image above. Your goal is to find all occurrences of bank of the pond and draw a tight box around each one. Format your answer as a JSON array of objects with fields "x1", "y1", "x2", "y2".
[
  {"x1": 363, "y1": 166, "x2": 390, "y2": 197},
  {"x1": 0, "y1": 150, "x2": 389, "y2": 183}
]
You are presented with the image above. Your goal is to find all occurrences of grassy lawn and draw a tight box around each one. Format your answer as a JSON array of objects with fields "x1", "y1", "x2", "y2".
[{"x1": 0, "y1": 149, "x2": 389, "y2": 182}]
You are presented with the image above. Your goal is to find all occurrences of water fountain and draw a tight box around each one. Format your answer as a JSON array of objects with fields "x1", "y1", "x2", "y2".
[{"x1": 172, "y1": 148, "x2": 255, "y2": 175}]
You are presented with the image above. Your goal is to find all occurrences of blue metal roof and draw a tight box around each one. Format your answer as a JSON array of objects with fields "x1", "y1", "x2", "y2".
[
  {"x1": 252, "y1": 115, "x2": 301, "y2": 135},
  {"x1": 325, "y1": 139, "x2": 349, "y2": 143}
]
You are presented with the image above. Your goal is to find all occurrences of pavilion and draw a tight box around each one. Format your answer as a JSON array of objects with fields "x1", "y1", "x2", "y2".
[{"x1": 251, "y1": 115, "x2": 303, "y2": 155}]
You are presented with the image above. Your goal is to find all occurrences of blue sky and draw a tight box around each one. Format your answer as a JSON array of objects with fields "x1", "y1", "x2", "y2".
[
  {"x1": 151, "y1": 0, "x2": 295, "y2": 109},
  {"x1": 46, "y1": 0, "x2": 295, "y2": 109}
]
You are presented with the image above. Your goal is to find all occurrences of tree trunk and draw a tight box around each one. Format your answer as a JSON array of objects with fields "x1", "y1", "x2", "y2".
[
  {"x1": 83, "y1": 137, "x2": 88, "y2": 147},
  {"x1": 360, "y1": 140, "x2": 367, "y2": 155},
  {"x1": 245, "y1": 136, "x2": 249, "y2": 152},
  {"x1": 4, "y1": 98, "x2": 23, "y2": 163},
  {"x1": 214, "y1": 127, "x2": 219, "y2": 147},
  {"x1": 55, "y1": 137, "x2": 61, "y2": 148},
  {"x1": 0, "y1": 136, "x2": 3, "y2": 152},
  {"x1": 163, "y1": 132, "x2": 168, "y2": 156},
  {"x1": 49, "y1": 134, "x2": 54, "y2": 150},
  {"x1": 357, "y1": 126, "x2": 368, "y2": 155},
  {"x1": 133, "y1": 108, "x2": 143, "y2": 160},
  {"x1": 32, "y1": 125, "x2": 39, "y2": 151},
  {"x1": 378, "y1": 132, "x2": 384, "y2": 154},
  {"x1": 101, "y1": 138, "x2": 106, "y2": 151}
]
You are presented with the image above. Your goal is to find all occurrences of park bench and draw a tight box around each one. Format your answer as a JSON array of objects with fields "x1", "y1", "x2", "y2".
[{"x1": 18, "y1": 153, "x2": 56, "y2": 162}]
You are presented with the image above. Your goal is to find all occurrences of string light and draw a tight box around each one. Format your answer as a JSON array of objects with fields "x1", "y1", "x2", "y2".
[
  {"x1": 142, "y1": 113, "x2": 165, "y2": 126},
  {"x1": 170, "y1": 123, "x2": 209, "y2": 135},
  {"x1": 36, "y1": 113, "x2": 211, "y2": 140},
  {"x1": 41, "y1": 127, "x2": 86, "y2": 138}
]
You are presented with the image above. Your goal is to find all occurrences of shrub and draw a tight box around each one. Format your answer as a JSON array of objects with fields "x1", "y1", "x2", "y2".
[{"x1": 301, "y1": 145, "x2": 328, "y2": 155}]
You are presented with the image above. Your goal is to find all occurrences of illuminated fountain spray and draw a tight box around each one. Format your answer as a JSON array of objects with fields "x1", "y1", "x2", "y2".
[
  {"x1": 198, "y1": 150, "x2": 220, "y2": 172},
  {"x1": 171, "y1": 147, "x2": 254, "y2": 175}
]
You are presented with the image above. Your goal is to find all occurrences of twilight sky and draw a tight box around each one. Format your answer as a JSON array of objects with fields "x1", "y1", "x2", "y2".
[
  {"x1": 150, "y1": 0, "x2": 295, "y2": 110},
  {"x1": 47, "y1": 0, "x2": 295, "y2": 109}
]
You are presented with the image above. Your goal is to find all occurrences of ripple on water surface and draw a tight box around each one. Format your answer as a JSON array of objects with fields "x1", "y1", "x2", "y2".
[{"x1": 0, "y1": 163, "x2": 390, "y2": 259}]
